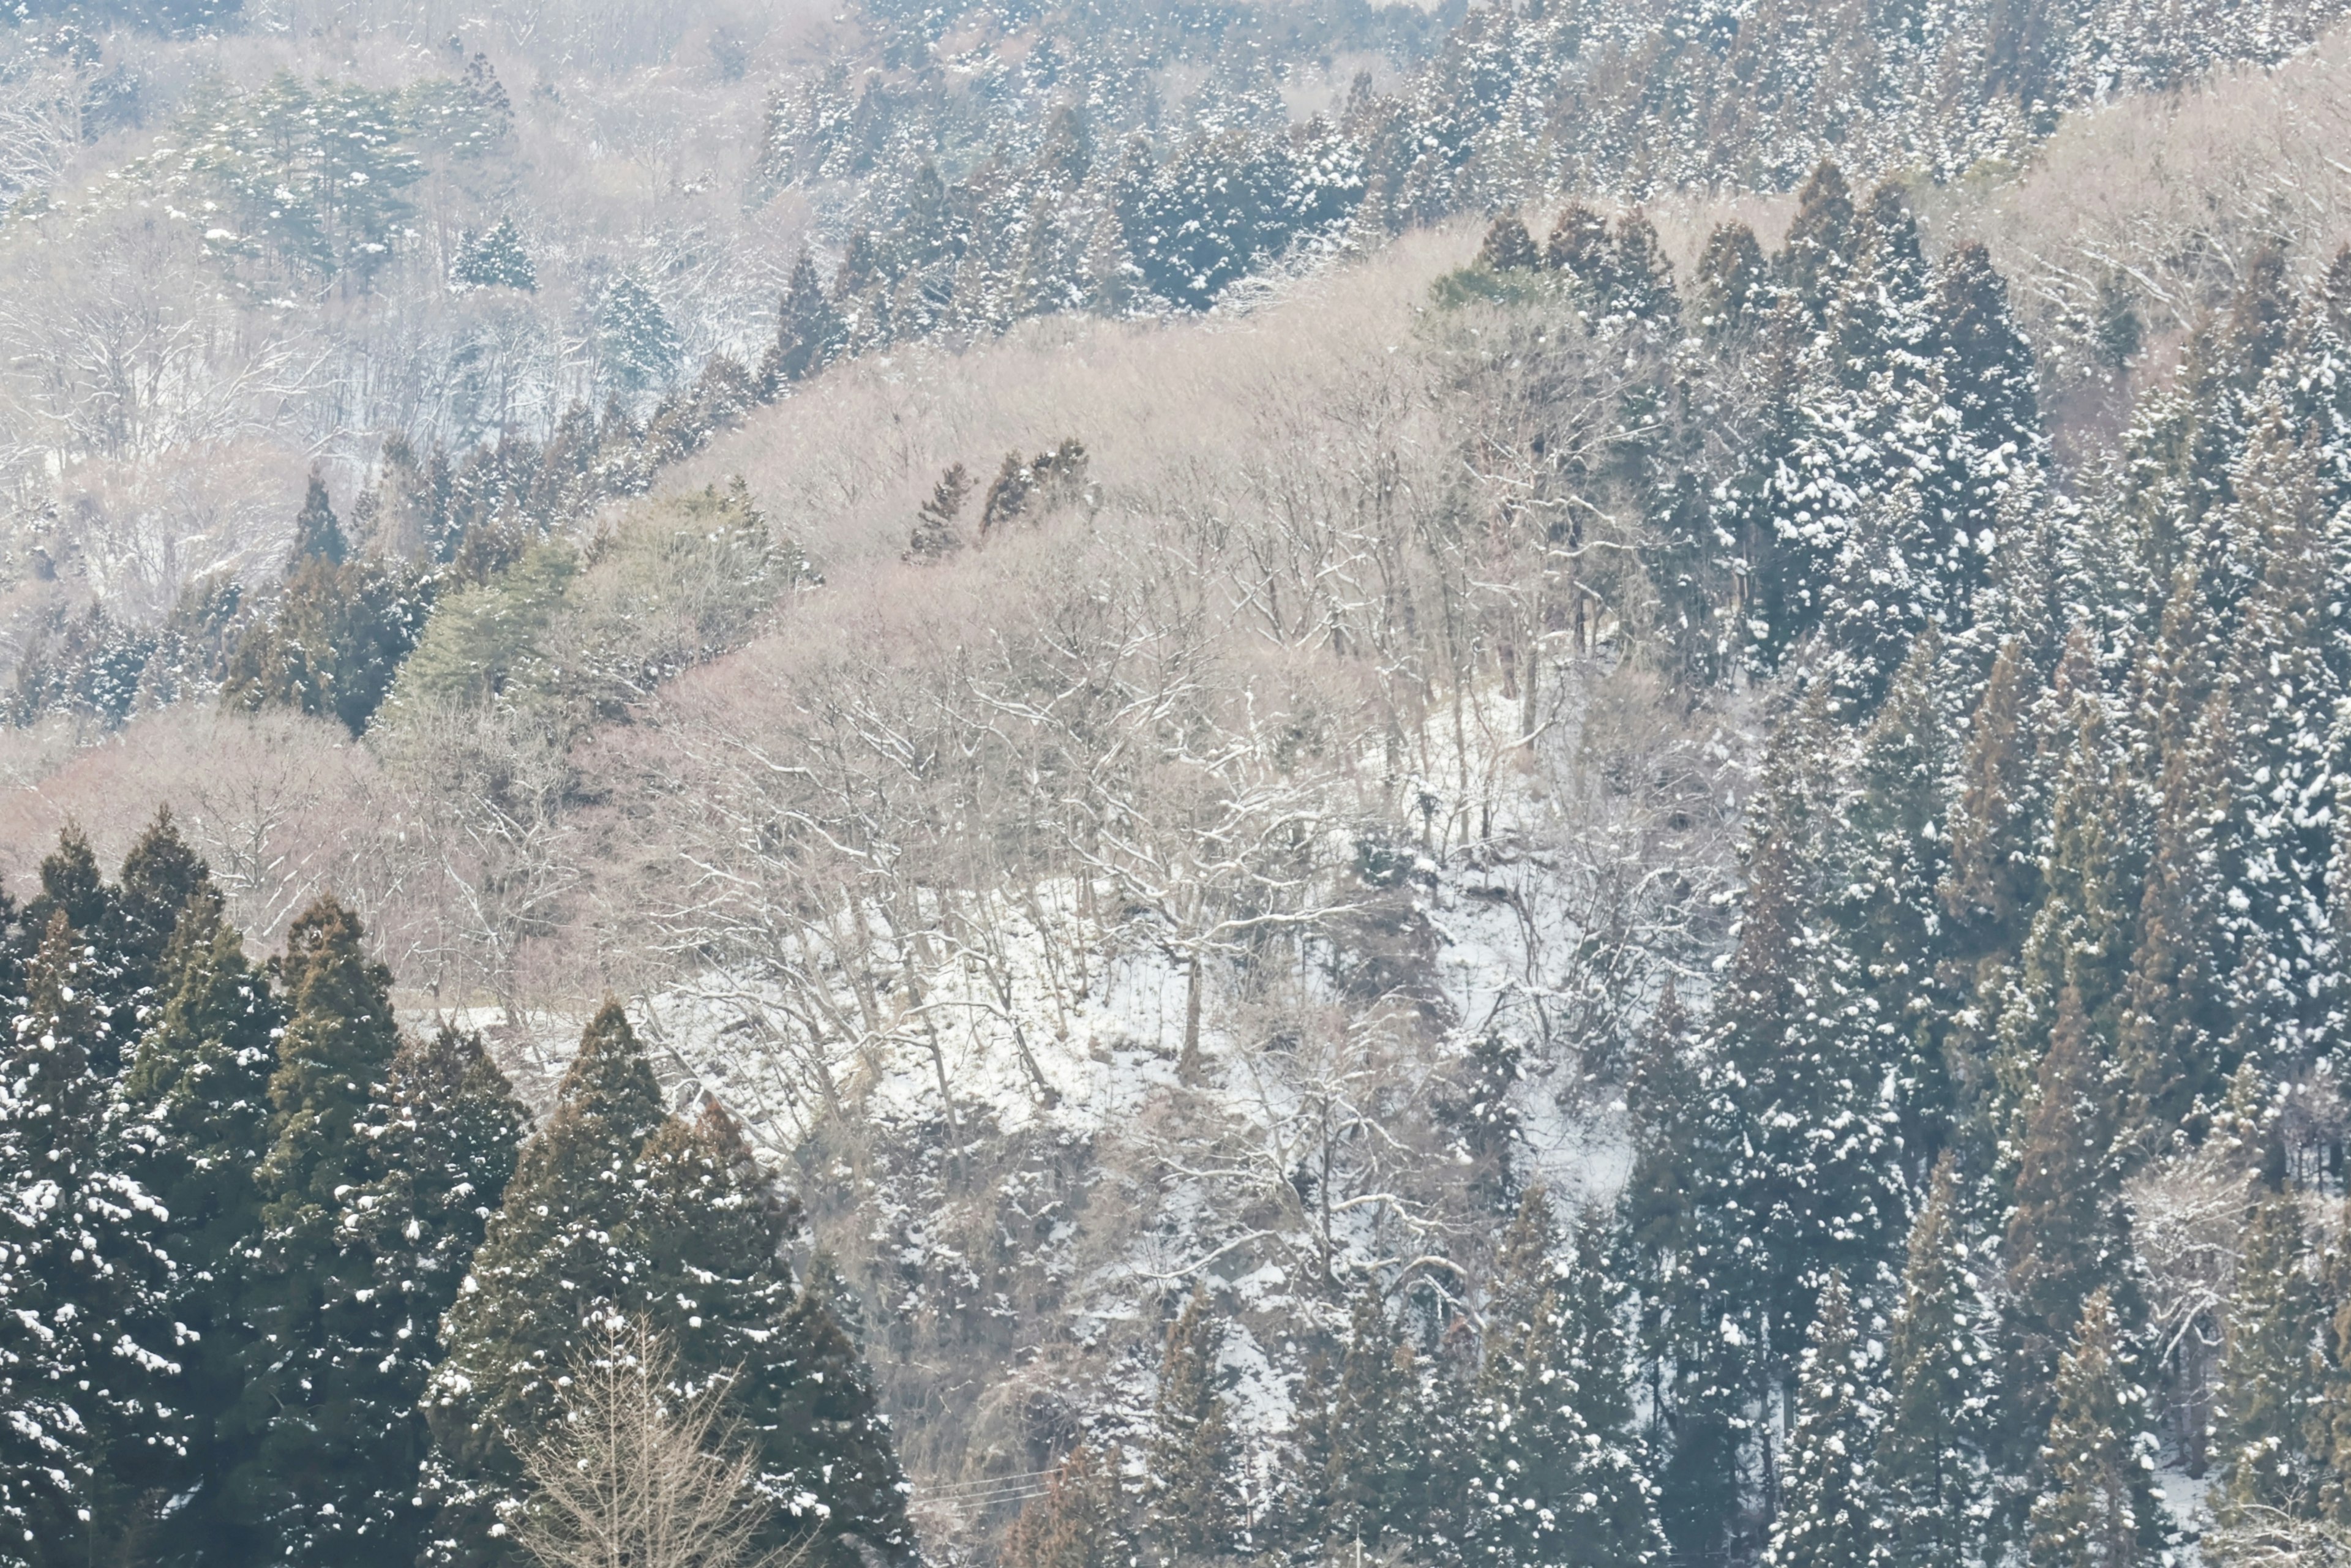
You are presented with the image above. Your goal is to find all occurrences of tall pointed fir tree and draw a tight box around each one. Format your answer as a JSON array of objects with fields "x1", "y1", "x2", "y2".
[
  {"x1": 2212, "y1": 1189, "x2": 2330, "y2": 1528},
  {"x1": 232, "y1": 896, "x2": 422, "y2": 1565},
  {"x1": 2003, "y1": 985, "x2": 2136, "y2": 1471},
  {"x1": 1470, "y1": 1188, "x2": 1662, "y2": 1568},
  {"x1": 2025, "y1": 1291, "x2": 2172, "y2": 1568},
  {"x1": 115, "y1": 885, "x2": 282, "y2": 1566},
  {"x1": 623, "y1": 1099, "x2": 913, "y2": 1566},
  {"x1": 114, "y1": 809, "x2": 213, "y2": 1041},
  {"x1": 423, "y1": 1001, "x2": 669, "y2": 1564},
  {"x1": 0, "y1": 912, "x2": 179, "y2": 1566},
  {"x1": 1762, "y1": 1275, "x2": 1881, "y2": 1568},
  {"x1": 1320, "y1": 1284, "x2": 1419, "y2": 1556},
  {"x1": 761, "y1": 250, "x2": 847, "y2": 394},
  {"x1": 1872, "y1": 1154, "x2": 1998, "y2": 1568},
  {"x1": 1146, "y1": 1284, "x2": 1237, "y2": 1564}
]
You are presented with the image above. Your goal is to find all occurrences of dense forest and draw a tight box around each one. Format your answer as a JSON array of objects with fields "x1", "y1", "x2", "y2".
[{"x1": 14, "y1": 0, "x2": 2351, "y2": 1566}]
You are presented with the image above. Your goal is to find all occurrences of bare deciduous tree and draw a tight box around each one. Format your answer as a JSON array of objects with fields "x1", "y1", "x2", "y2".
[{"x1": 518, "y1": 1315, "x2": 808, "y2": 1568}]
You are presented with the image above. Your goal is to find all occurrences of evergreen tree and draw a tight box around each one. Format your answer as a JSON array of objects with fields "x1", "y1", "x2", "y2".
[
  {"x1": 1145, "y1": 1285, "x2": 1236, "y2": 1564},
  {"x1": 1777, "y1": 162, "x2": 1855, "y2": 324},
  {"x1": 1692, "y1": 220, "x2": 1768, "y2": 339},
  {"x1": 116, "y1": 885, "x2": 282, "y2": 1566},
  {"x1": 221, "y1": 481, "x2": 429, "y2": 737},
  {"x1": 15, "y1": 827, "x2": 118, "y2": 1001},
  {"x1": 1873, "y1": 1155, "x2": 1998, "y2": 1568},
  {"x1": 2117, "y1": 694, "x2": 2233, "y2": 1146},
  {"x1": 1762, "y1": 1275, "x2": 1880, "y2": 1568},
  {"x1": 1477, "y1": 212, "x2": 1539, "y2": 272},
  {"x1": 233, "y1": 896, "x2": 418, "y2": 1565},
  {"x1": 451, "y1": 217, "x2": 536, "y2": 291},
  {"x1": 1942, "y1": 638, "x2": 2042, "y2": 950},
  {"x1": 2025, "y1": 1291, "x2": 2170, "y2": 1568},
  {"x1": 1323, "y1": 1285, "x2": 1416, "y2": 1553},
  {"x1": 290, "y1": 471, "x2": 348, "y2": 566},
  {"x1": 2003, "y1": 985, "x2": 2134, "y2": 1461},
  {"x1": 598, "y1": 274, "x2": 680, "y2": 392},
  {"x1": 424, "y1": 1001, "x2": 667, "y2": 1564},
  {"x1": 0, "y1": 913, "x2": 178, "y2": 1566},
  {"x1": 624, "y1": 1100, "x2": 915, "y2": 1566},
  {"x1": 114, "y1": 808, "x2": 214, "y2": 1037},
  {"x1": 761, "y1": 250, "x2": 847, "y2": 393},
  {"x1": 1471, "y1": 1189, "x2": 1661, "y2": 1568},
  {"x1": 2213, "y1": 1190, "x2": 2328, "y2": 1525},
  {"x1": 907, "y1": 463, "x2": 972, "y2": 562}
]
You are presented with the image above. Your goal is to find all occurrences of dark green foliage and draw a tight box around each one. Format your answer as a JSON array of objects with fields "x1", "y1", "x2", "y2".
[
  {"x1": 625, "y1": 1101, "x2": 913, "y2": 1566},
  {"x1": 760, "y1": 250, "x2": 847, "y2": 392},
  {"x1": 1145, "y1": 1285, "x2": 1237, "y2": 1563},
  {"x1": 0, "y1": 912, "x2": 179, "y2": 1566},
  {"x1": 1777, "y1": 162, "x2": 1854, "y2": 323},
  {"x1": 116, "y1": 884, "x2": 282, "y2": 1566},
  {"x1": 452, "y1": 217, "x2": 536, "y2": 291},
  {"x1": 2213, "y1": 1191, "x2": 2330, "y2": 1525},
  {"x1": 1692, "y1": 221, "x2": 1768, "y2": 339},
  {"x1": 2025, "y1": 1291, "x2": 2171, "y2": 1568},
  {"x1": 1762, "y1": 1276, "x2": 1878, "y2": 1568},
  {"x1": 220, "y1": 481, "x2": 430, "y2": 735},
  {"x1": 907, "y1": 463, "x2": 971, "y2": 561},
  {"x1": 2003, "y1": 986, "x2": 2135, "y2": 1453},
  {"x1": 1470, "y1": 1190, "x2": 1661, "y2": 1568},
  {"x1": 233, "y1": 895, "x2": 424, "y2": 1564},
  {"x1": 1873, "y1": 1156, "x2": 1998, "y2": 1568},
  {"x1": 598, "y1": 273, "x2": 680, "y2": 392},
  {"x1": 424, "y1": 1001, "x2": 666, "y2": 1563},
  {"x1": 1477, "y1": 212, "x2": 1540, "y2": 272}
]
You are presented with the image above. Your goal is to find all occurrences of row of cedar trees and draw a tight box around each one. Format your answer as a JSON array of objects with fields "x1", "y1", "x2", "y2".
[
  {"x1": 1014, "y1": 195, "x2": 2351, "y2": 1567},
  {"x1": 8, "y1": 260, "x2": 847, "y2": 735},
  {"x1": 0, "y1": 817, "x2": 914, "y2": 1568}
]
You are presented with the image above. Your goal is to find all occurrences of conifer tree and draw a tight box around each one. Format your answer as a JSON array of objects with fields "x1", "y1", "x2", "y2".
[
  {"x1": 2003, "y1": 986, "x2": 2134, "y2": 1458},
  {"x1": 1145, "y1": 1285, "x2": 1236, "y2": 1564},
  {"x1": 1873, "y1": 1155, "x2": 1998, "y2": 1568},
  {"x1": 424, "y1": 1001, "x2": 667, "y2": 1564},
  {"x1": 624, "y1": 1100, "x2": 914, "y2": 1566},
  {"x1": 1471, "y1": 1190, "x2": 1660, "y2": 1568},
  {"x1": 1545, "y1": 204, "x2": 1611, "y2": 293},
  {"x1": 452, "y1": 217, "x2": 535, "y2": 291},
  {"x1": 115, "y1": 885, "x2": 282, "y2": 1564},
  {"x1": 2213, "y1": 1190, "x2": 2328, "y2": 1525},
  {"x1": 1830, "y1": 635, "x2": 1959, "y2": 1155},
  {"x1": 762, "y1": 250, "x2": 846, "y2": 394},
  {"x1": 290, "y1": 470, "x2": 348, "y2": 566},
  {"x1": 1933, "y1": 241, "x2": 2041, "y2": 463},
  {"x1": 598, "y1": 274, "x2": 680, "y2": 392},
  {"x1": 907, "y1": 463, "x2": 972, "y2": 562},
  {"x1": 0, "y1": 913, "x2": 178, "y2": 1565},
  {"x1": 1762, "y1": 1275, "x2": 1880, "y2": 1568},
  {"x1": 1611, "y1": 211, "x2": 1678, "y2": 326},
  {"x1": 234, "y1": 895, "x2": 423, "y2": 1566},
  {"x1": 1692, "y1": 220, "x2": 1768, "y2": 339},
  {"x1": 2025, "y1": 1291, "x2": 2170, "y2": 1568},
  {"x1": 2117, "y1": 694, "x2": 2233, "y2": 1146},
  {"x1": 1777, "y1": 162, "x2": 1855, "y2": 324},
  {"x1": 15, "y1": 827, "x2": 118, "y2": 1002},
  {"x1": 1942, "y1": 639, "x2": 2042, "y2": 950},
  {"x1": 1324, "y1": 1285, "x2": 1415, "y2": 1553},
  {"x1": 1477, "y1": 212, "x2": 1539, "y2": 272},
  {"x1": 114, "y1": 808, "x2": 213, "y2": 1036}
]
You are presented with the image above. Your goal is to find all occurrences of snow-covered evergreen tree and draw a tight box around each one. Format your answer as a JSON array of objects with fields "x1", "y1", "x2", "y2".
[
  {"x1": 2025, "y1": 1290, "x2": 2171, "y2": 1568},
  {"x1": 1764, "y1": 1275, "x2": 1881, "y2": 1568}
]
